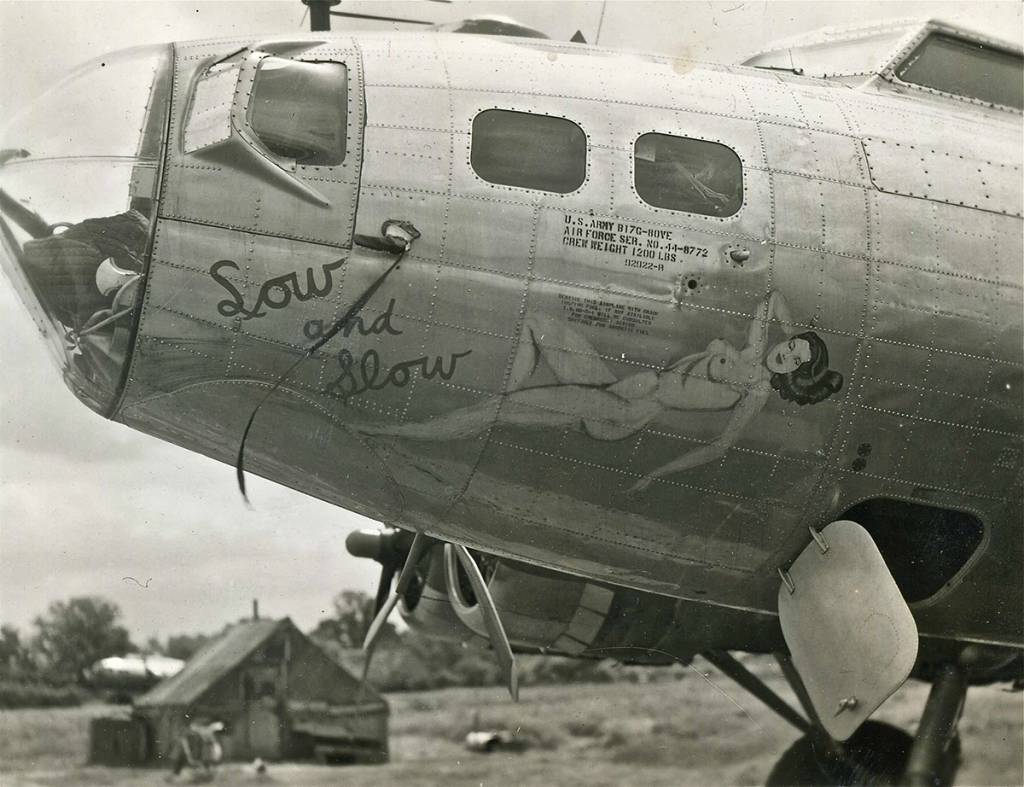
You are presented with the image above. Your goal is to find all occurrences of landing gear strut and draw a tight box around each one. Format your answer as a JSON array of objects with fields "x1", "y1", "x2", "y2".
[
  {"x1": 903, "y1": 664, "x2": 967, "y2": 787},
  {"x1": 769, "y1": 652, "x2": 914, "y2": 786},
  {"x1": 703, "y1": 651, "x2": 970, "y2": 787}
]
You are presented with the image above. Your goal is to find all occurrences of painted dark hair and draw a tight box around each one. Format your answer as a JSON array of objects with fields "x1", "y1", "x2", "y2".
[{"x1": 769, "y1": 331, "x2": 844, "y2": 406}]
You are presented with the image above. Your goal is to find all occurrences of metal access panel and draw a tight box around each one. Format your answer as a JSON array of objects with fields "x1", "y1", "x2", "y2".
[{"x1": 778, "y1": 520, "x2": 919, "y2": 741}]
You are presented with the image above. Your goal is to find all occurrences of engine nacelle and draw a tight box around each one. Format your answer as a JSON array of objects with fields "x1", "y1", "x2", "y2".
[
  {"x1": 398, "y1": 544, "x2": 690, "y2": 662},
  {"x1": 349, "y1": 528, "x2": 785, "y2": 662}
]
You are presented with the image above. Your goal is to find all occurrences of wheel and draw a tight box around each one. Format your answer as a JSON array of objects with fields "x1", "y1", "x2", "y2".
[{"x1": 766, "y1": 721, "x2": 913, "y2": 786}]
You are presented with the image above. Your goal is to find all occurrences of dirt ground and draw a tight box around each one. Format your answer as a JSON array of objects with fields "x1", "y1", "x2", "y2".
[{"x1": 2, "y1": 666, "x2": 1021, "y2": 787}]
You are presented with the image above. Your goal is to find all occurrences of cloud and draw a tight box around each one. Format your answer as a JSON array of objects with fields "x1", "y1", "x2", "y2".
[{"x1": 1, "y1": 456, "x2": 382, "y2": 638}]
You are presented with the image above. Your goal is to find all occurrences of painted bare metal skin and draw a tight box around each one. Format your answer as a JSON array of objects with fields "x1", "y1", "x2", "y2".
[
  {"x1": 5, "y1": 29, "x2": 1021, "y2": 651},
  {"x1": 123, "y1": 32, "x2": 1024, "y2": 648},
  {"x1": 357, "y1": 292, "x2": 843, "y2": 494}
]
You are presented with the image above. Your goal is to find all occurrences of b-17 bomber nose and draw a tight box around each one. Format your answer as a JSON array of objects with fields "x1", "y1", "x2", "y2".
[{"x1": 0, "y1": 44, "x2": 172, "y2": 414}]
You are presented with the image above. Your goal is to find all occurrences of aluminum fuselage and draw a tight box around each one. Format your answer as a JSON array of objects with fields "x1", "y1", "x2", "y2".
[{"x1": 103, "y1": 32, "x2": 1023, "y2": 648}]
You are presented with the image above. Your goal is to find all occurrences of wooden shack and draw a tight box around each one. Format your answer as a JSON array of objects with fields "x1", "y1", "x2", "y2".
[{"x1": 133, "y1": 617, "x2": 388, "y2": 765}]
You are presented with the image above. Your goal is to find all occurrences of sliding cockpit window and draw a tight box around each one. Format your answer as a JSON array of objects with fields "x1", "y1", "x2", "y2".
[
  {"x1": 471, "y1": 109, "x2": 587, "y2": 194},
  {"x1": 249, "y1": 58, "x2": 348, "y2": 166}
]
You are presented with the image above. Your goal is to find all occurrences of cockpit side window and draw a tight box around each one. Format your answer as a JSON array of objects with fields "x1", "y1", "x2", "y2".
[
  {"x1": 183, "y1": 62, "x2": 241, "y2": 154},
  {"x1": 895, "y1": 33, "x2": 1023, "y2": 110},
  {"x1": 471, "y1": 109, "x2": 587, "y2": 193},
  {"x1": 634, "y1": 133, "x2": 743, "y2": 217},
  {"x1": 248, "y1": 58, "x2": 348, "y2": 166}
]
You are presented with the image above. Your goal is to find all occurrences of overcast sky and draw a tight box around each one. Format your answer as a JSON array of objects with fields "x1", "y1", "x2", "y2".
[{"x1": 1, "y1": 0, "x2": 1020, "y2": 644}]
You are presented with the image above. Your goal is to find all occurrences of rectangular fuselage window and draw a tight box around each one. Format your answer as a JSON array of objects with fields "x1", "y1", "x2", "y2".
[
  {"x1": 634, "y1": 133, "x2": 743, "y2": 217},
  {"x1": 895, "y1": 33, "x2": 1023, "y2": 110},
  {"x1": 471, "y1": 109, "x2": 587, "y2": 193},
  {"x1": 249, "y1": 58, "x2": 348, "y2": 166}
]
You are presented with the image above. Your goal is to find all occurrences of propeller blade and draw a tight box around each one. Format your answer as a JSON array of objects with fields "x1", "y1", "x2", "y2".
[
  {"x1": 360, "y1": 591, "x2": 401, "y2": 683},
  {"x1": 330, "y1": 10, "x2": 433, "y2": 25},
  {"x1": 371, "y1": 562, "x2": 397, "y2": 619},
  {"x1": 394, "y1": 532, "x2": 432, "y2": 597},
  {"x1": 449, "y1": 544, "x2": 518, "y2": 701},
  {"x1": 362, "y1": 532, "x2": 433, "y2": 670}
]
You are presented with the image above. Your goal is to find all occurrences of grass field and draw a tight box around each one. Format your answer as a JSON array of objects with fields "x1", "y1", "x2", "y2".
[{"x1": 2, "y1": 660, "x2": 1021, "y2": 786}]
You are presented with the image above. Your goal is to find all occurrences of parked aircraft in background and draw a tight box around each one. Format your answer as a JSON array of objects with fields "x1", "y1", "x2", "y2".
[
  {"x1": 87, "y1": 653, "x2": 185, "y2": 702},
  {"x1": 0, "y1": 10, "x2": 1020, "y2": 785}
]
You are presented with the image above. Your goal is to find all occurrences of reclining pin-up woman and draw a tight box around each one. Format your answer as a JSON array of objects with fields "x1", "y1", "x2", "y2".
[{"x1": 360, "y1": 290, "x2": 843, "y2": 491}]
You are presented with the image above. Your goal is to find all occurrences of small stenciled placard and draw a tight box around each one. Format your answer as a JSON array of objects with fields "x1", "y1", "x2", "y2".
[
  {"x1": 558, "y1": 293, "x2": 658, "y2": 336},
  {"x1": 558, "y1": 213, "x2": 711, "y2": 275}
]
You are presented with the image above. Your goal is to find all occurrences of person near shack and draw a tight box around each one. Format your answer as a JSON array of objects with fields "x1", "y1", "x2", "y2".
[{"x1": 167, "y1": 719, "x2": 224, "y2": 782}]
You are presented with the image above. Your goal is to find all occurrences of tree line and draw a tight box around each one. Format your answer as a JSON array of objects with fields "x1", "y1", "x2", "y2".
[
  {"x1": 1, "y1": 597, "x2": 136, "y2": 707},
  {"x1": 1, "y1": 597, "x2": 223, "y2": 707}
]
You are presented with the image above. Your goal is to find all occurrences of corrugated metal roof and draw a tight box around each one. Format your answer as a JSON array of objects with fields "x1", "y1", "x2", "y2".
[{"x1": 135, "y1": 618, "x2": 284, "y2": 707}]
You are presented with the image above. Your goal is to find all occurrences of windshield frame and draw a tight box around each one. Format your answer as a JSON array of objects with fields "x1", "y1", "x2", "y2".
[
  {"x1": 880, "y1": 20, "x2": 1024, "y2": 113},
  {"x1": 104, "y1": 42, "x2": 175, "y2": 418}
]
